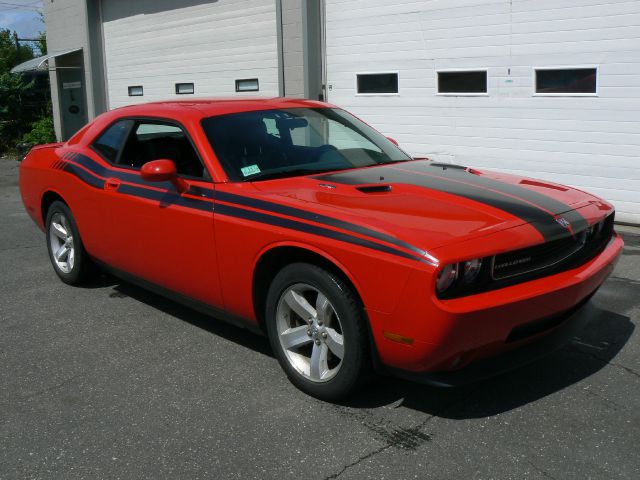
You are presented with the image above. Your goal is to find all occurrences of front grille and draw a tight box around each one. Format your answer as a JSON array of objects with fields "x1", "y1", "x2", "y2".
[
  {"x1": 436, "y1": 213, "x2": 615, "y2": 299},
  {"x1": 492, "y1": 213, "x2": 614, "y2": 281}
]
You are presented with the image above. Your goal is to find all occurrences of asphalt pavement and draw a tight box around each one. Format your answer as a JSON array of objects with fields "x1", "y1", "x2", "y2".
[{"x1": 1, "y1": 158, "x2": 639, "y2": 479}]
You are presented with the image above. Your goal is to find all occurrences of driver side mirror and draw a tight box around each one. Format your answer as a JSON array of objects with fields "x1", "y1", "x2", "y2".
[
  {"x1": 386, "y1": 137, "x2": 399, "y2": 146},
  {"x1": 141, "y1": 159, "x2": 188, "y2": 193}
]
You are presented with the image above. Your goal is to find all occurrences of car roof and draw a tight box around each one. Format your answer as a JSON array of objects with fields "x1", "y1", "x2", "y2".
[{"x1": 110, "y1": 97, "x2": 335, "y2": 120}]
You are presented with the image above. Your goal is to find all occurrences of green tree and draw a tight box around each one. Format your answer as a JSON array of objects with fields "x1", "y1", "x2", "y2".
[
  {"x1": 0, "y1": 72, "x2": 35, "y2": 153},
  {"x1": 36, "y1": 31, "x2": 47, "y2": 56},
  {"x1": 0, "y1": 29, "x2": 35, "y2": 74},
  {"x1": 0, "y1": 27, "x2": 53, "y2": 154}
]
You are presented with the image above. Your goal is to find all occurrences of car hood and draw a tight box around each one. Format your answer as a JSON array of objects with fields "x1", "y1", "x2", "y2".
[{"x1": 252, "y1": 160, "x2": 603, "y2": 253}]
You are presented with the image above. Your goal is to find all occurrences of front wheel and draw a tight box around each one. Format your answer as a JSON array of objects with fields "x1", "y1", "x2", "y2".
[
  {"x1": 265, "y1": 263, "x2": 371, "y2": 400},
  {"x1": 45, "y1": 201, "x2": 94, "y2": 285}
]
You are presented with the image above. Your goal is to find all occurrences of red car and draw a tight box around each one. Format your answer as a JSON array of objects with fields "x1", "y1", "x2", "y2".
[{"x1": 19, "y1": 98, "x2": 623, "y2": 399}]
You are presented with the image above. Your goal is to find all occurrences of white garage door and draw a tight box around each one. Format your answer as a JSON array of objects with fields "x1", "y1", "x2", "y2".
[
  {"x1": 324, "y1": 0, "x2": 640, "y2": 224},
  {"x1": 102, "y1": 0, "x2": 279, "y2": 109}
]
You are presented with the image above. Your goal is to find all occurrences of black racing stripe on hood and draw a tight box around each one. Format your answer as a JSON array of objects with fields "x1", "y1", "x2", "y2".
[
  {"x1": 314, "y1": 164, "x2": 579, "y2": 242},
  {"x1": 400, "y1": 162, "x2": 589, "y2": 232}
]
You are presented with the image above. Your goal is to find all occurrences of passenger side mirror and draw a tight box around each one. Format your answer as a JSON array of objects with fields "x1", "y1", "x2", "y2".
[
  {"x1": 387, "y1": 137, "x2": 399, "y2": 146},
  {"x1": 141, "y1": 159, "x2": 188, "y2": 193}
]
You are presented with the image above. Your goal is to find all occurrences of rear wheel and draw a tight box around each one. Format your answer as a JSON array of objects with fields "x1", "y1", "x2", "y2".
[
  {"x1": 266, "y1": 263, "x2": 370, "y2": 400},
  {"x1": 45, "y1": 201, "x2": 93, "y2": 285}
]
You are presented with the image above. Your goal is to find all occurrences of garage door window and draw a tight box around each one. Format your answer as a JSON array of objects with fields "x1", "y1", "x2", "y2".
[
  {"x1": 535, "y1": 68, "x2": 597, "y2": 95},
  {"x1": 356, "y1": 73, "x2": 399, "y2": 95},
  {"x1": 175, "y1": 83, "x2": 194, "y2": 95},
  {"x1": 128, "y1": 86, "x2": 143, "y2": 97},
  {"x1": 437, "y1": 71, "x2": 487, "y2": 95},
  {"x1": 236, "y1": 78, "x2": 259, "y2": 92}
]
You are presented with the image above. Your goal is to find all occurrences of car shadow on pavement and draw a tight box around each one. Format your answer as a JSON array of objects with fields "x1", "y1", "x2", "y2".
[
  {"x1": 109, "y1": 279, "x2": 275, "y2": 358},
  {"x1": 344, "y1": 305, "x2": 635, "y2": 418},
  {"x1": 106, "y1": 272, "x2": 634, "y2": 418}
]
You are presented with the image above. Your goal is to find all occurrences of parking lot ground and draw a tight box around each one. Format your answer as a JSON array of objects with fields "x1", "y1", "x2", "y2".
[{"x1": 1, "y1": 158, "x2": 639, "y2": 479}]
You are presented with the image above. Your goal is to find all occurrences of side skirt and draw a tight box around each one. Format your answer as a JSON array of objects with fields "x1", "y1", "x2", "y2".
[{"x1": 94, "y1": 260, "x2": 265, "y2": 336}]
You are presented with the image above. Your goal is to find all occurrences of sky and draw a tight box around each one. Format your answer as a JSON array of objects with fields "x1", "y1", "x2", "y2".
[{"x1": 0, "y1": 1, "x2": 43, "y2": 39}]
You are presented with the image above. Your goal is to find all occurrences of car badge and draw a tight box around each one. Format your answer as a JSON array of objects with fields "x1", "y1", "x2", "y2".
[{"x1": 555, "y1": 217, "x2": 571, "y2": 229}]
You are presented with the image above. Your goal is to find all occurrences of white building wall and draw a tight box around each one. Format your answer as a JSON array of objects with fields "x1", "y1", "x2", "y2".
[
  {"x1": 43, "y1": 0, "x2": 91, "y2": 140},
  {"x1": 281, "y1": 0, "x2": 305, "y2": 97},
  {"x1": 101, "y1": 0, "x2": 280, "y2": 109},
  {"x1": 325, "y1": 0, "x2": 640, "y2": 224}
]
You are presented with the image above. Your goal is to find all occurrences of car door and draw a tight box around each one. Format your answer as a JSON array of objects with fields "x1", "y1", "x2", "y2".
[{"x1": 91, "y1": 118, "x2": 222, "y2": 308}]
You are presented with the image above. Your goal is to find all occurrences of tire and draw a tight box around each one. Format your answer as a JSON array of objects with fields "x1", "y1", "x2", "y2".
[
  {"x1": 265, "y1": 262, "x2": 371, "y2": 400},
  {"x1": 45, "y1": 201, "x2": 94, "y2": 285}
]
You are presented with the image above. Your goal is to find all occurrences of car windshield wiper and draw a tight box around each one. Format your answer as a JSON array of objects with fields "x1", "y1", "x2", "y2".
[{"x1": 245, "y1": 167, "x2": 340, "y2": 182}]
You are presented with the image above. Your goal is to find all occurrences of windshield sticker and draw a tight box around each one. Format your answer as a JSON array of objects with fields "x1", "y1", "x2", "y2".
[{"x1": 241, "y1": 164, "x2": 261, "y2": 177}]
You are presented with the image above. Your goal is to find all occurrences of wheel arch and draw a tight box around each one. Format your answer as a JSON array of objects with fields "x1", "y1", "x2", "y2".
[
  {"x1": 41, "y1": 190, "x2": 68, "y2": 225},
  {"x1": 252, "y1": 242, "x2": 365, "y2": 330}
]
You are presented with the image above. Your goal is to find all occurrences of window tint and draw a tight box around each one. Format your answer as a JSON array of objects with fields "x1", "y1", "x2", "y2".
[
  {"x1": 201, "y1": 108, "x2": 410, "y2": 182},
  {"x1": 535, "y1": 68, "x2": 597, "y2": 94},
  {"x1": 119, "y1": 121, "x2": 204, "y2": 178},
  {"x1": 437, "y1": 71, "x2": 487, "y2": 94},
  {"x1": 356, "y1": 73, "x2": 398, "y2": 94},
  {"x1": 92, "y1": 119, "x2": 134, "y2": 162}
]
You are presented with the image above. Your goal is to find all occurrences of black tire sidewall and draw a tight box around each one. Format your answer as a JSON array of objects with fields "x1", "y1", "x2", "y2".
[
  {"x1": 265, "y1": 263, "x2": 368, "y2": 400},
  {"x1": 45, "y1": 201, "x2": 87, "y2": 285}
]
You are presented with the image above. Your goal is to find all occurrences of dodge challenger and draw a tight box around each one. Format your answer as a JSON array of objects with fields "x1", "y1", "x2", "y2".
[{"x1": 19, "y1": 98, "x2": 624, "y2": 399}]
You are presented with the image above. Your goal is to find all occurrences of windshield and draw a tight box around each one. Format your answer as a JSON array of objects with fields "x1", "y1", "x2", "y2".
[{"x1": 200, "y1": 108, "x2": 411, "y2": 181}]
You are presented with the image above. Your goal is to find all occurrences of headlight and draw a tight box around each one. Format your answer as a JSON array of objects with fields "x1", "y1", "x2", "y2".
[
  {"x1": 436, "y1": 263, "x2": 458, "y2": 293},
  {"x1": 462, "y1": 258, "x2": 482, "y2": 282}
]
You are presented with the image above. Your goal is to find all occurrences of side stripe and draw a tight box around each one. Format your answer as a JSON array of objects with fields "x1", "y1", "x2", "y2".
[
  {"x1": 214, "y1": 191, "x2": 430, "y2": 259},
  {"x1": 57, "y1": 152, "x2": 431, "y2": 264},
  {"x1": 214, "y1": 203, "x2": 430, "y2": 264}
]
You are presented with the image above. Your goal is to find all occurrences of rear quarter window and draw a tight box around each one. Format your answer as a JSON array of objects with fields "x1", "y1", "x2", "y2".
[{"x1": 92, "y1": 119, "x2": 134, "y2": 162}]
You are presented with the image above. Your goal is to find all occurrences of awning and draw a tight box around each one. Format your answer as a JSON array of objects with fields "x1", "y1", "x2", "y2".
[{"x1": 11, "y1": 48, "x2": 83, "y2": 74}]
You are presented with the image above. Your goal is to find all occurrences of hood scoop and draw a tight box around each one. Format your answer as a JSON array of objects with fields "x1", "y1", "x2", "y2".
[{"x1": 355, "y1": 184, "x2": 393, "y2": 194}]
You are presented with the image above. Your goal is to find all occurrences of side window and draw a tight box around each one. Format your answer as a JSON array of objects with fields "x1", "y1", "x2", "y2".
[
  {"x1": 119, "y1": 121, "x2": 205, "y2": 178},
  {"x1": 92, "y1": 119, "x2": 134, "y2": 163}
]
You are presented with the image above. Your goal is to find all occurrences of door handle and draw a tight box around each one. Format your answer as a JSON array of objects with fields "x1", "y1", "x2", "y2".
[{"x1": 104, "y1": 177, "x2": 121, "y2": 191}]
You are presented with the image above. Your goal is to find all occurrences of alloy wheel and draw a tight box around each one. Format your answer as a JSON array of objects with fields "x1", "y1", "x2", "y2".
[
  {"x1": 276, "y1": 283, "x2": 345, "y2": 382},
  {"x1": 48, "y1": 212, "x2": 75, "y2": 274}
]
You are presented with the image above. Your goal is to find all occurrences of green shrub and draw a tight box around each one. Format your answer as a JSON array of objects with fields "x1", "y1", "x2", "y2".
[{"x1": 22, "y1": 115, "x2": 56, "y2": 146}]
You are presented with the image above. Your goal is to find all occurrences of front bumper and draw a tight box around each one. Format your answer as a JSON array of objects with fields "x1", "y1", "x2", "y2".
[
  {"x1": 369, "y1": 233, "x2": 624, "y2": 380},
  {"x1": 384, "y1": 296, "x2": 596, "y2": 387}
]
